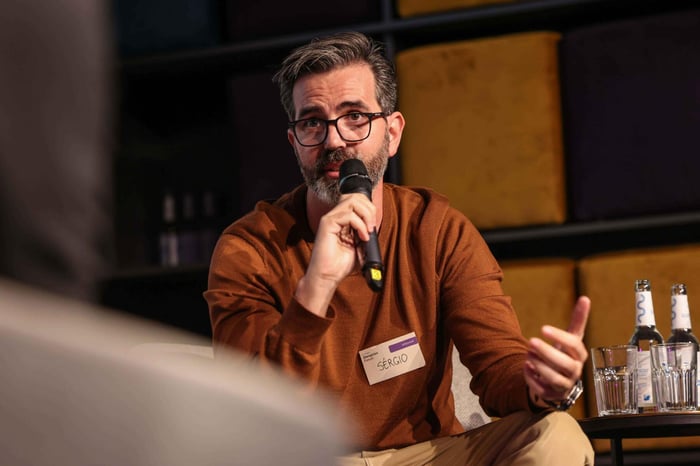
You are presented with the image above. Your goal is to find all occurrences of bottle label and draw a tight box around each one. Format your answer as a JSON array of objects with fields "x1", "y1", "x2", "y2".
[
  {"x1": 697, "y1": 350, "x2": 700, "y2": 403},
  {"x1": 671, "y1": 295, "x2": 692, "y2": 329},
  {"x1": 637, "y1": 350, "x2": 654, "y2": 407},
  {"x1": 159, "y1": 231, "x2": 179, "y2": 267},
  {"x1": 635, "y1": 291, "x2": 656, "y2": 326}
]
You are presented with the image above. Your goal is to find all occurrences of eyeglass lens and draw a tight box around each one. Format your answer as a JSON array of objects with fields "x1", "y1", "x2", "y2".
[{"x1": 294, "y1": 113, "x2": 372, "y2": 146}]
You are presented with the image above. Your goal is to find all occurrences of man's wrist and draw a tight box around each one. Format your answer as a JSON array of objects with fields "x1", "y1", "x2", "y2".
[
  {"x1": 543, "y1": 380, "x2": 584, "y2": 411},
  {"x1": 527, "y1": 386, "x2": 551, "y2": 412},
  {"x1": 294, "y1": 274, "x2": 336, "y2": 317}
]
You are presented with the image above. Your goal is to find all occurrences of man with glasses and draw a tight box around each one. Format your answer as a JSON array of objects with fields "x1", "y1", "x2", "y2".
[{"x1": 205, "y1": 32, "x2": 593, "y2": 465}]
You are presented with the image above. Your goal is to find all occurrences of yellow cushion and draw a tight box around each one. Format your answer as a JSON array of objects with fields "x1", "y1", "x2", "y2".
[
  {"x1": 578, "y1": 243, "x2": 700, "y2": 451},
  {"x1": 396, "y1": 32, "x2": 566, "y2": 229},
  {"x1": 500, "y1": 258, "x2": 585, "y2": 419},
  {"x1": 396, "y1": 0, "x2": 518, "y2": 17},
  {"x1": 579, "y1": 244, "x2": 700, "y2": 348},
  {"x1": 501, "y1": 258, "x2": 576, "y2": 338}
]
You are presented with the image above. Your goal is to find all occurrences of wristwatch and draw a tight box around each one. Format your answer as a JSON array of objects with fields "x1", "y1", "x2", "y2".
[{"x1": 545, "y1": 379, "x2": 584, "y2": 411}]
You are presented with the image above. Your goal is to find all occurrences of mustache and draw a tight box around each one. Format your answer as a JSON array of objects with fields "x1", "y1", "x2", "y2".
[
  {"x1": 314, "y1": 149, "x2": 355, "y2": 175},
  {"x1": 321, "y1": 149, "x2": 352, "y2": 164}
]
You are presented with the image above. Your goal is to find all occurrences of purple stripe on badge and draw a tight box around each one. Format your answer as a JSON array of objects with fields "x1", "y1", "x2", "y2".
[{"x1": 389, "y1": 336, "x2": 418, "y2": 353}]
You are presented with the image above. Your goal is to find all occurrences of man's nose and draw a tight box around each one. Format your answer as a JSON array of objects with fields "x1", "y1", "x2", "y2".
[{"x1": 324, "y1": 121, "x2": 346, "y2": 149}]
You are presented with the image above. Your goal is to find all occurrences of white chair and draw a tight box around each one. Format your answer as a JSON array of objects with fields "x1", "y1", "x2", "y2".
[{"x1": 451, "y1": 345, "x2": 491, "y2": 430}]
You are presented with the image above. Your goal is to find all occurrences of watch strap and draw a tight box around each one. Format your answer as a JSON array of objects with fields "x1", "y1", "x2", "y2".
[{"x1": 544, "y1": 379, "x2": 584, "y2": 411}]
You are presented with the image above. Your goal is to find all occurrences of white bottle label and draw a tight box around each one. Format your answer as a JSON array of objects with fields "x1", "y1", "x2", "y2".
[
  {"x1": 671, "y1": 294, "x2": 692, "y2": 329},
  {"x1": 159, "y1": 231, "x2": 179, "y2": 267},
  {"x1": 697, "y1": 350, "x2": 700, "y2": 402},
  {"x1": 637, "y1": 350, "x2": 654, "y2": 407},
  {"x1": 635, "y1": 291, "x2": 656, "y2": 326}
]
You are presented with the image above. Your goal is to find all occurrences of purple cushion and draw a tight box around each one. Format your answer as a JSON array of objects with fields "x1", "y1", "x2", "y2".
[{"x1": 561, "y1": 9, "x2": 700, "y2": 221}]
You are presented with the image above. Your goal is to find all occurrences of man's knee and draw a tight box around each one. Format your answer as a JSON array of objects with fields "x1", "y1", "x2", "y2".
[
  {"x1": 531, "y1": 411, "x2": 594, "y2": 463},
  {"x1": 541, "y1": 411, "x2": 587, "y2": 439}
]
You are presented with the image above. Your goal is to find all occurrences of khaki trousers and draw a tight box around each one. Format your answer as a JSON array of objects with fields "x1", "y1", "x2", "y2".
[{"x1": 337, "y1": 411, "x2": 594, "y2": 466}]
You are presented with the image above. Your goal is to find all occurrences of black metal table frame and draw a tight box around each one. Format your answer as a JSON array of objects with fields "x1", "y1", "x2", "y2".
[{"x1": 578, "y1": 413, "x2": 700, "y2": 466}]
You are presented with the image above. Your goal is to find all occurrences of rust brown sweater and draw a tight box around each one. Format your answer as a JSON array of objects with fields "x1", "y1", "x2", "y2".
[{"x1": 205, "y1": 184, "x2": 533, "y2": 450}]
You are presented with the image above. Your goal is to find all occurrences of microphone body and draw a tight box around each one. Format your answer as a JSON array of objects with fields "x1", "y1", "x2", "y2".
[{"x1": 338, "y1": 159, "x2": 384, "y2": 292}]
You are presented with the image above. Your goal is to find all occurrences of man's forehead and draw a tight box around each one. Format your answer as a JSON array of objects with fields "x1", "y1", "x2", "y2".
[{"x1": 292, "y1": 64, "x2": 378, "y2": 113}]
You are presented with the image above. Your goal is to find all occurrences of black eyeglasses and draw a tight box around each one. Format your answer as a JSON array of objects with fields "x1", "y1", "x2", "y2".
[{"x1": 288, "y1": 112, "x2": 387, "y2": 147}]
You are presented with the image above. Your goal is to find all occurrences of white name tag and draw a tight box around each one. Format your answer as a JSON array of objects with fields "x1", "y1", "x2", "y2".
[{"x1": 359, "y1": 332, "x2": 426, "y2": 385}]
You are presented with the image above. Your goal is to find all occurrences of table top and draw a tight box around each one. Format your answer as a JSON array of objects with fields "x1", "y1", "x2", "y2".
[{"x1": 579, "y1": 412, "x2": 700, "y2": 439}]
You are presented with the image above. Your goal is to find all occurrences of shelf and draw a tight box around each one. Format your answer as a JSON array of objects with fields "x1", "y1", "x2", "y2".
[
  {"x1": 104, "y1": 263, "x2": 210, "y2": 283},
  {"x1": 483, "y1": 211, "x2": 700, "y2": 244},
  {"x1": 99, "y1": 263, "x2": 211, "y2": 338},
  {"x1": 102, "y1": 210, "x2": 700, "y2": 281},
  {"x1": 484, "y1": 211, "x2": 700, "y2": 260},
  {"x1": 118, "y1": 0, "x2": 699, "y2": 77}
]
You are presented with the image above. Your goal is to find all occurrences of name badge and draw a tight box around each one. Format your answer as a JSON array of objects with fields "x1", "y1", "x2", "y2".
[{"x1": 359, "y1": 332, "x2": 426, "y2": 385}]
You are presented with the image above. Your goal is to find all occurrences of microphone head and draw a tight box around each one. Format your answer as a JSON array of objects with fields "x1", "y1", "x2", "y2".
[
  {"x1": 339, "y1": 158, "x2": 368, "y2": 179},
  {"x1": 339, "y1": 159, "x2": 372, "y2": 197}
]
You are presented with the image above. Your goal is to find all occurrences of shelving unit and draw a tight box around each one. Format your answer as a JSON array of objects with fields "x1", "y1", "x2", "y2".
[
  {"x1": 119, "y1": 0, "x2": 698, "y2": 77},
  {"x1": 103, "y1": 0, "x2": 700, "y2": 337}
]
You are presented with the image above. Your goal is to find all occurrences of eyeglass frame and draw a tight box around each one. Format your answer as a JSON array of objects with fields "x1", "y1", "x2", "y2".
[{"x1": 287, "y1": 111, "x2": 388, "y2": 147}]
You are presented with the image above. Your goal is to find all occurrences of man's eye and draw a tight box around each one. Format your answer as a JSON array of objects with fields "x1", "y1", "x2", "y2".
[
  {"x1": 347, "y1": 112, "x2": 363, "y2": 121},
  {"x1": 302, "y1": 119, "x2": 322, "y2": 129}
]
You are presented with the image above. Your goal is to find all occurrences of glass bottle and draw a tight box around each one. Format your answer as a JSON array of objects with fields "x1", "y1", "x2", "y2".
[
  {"x1": 198, "y1": 190, "x2": 219, "y2": 262},
  {"x1": 159, "y1": 191, "x2": 179, "y2": 267},
  {"x1": 667, "y1": 283, "x2": 699, "y2": 346},
  {"x1": 177, "y1": 191, "x2": 201, "y2": 265},
  {"x1": 628, "y1": 279, "x2": 664, "y2": 412},
  {"x1": 666, "y1": 283, "x2": 700, "y2": 401}
]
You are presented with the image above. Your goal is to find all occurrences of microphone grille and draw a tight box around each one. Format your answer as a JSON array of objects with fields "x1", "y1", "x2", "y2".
[
  {"x1": 338, "y1": 159, "x2": 372, "y2": 196},
  {"x1": 339, "y1": 159, "x2": 367, "y2": 179}
]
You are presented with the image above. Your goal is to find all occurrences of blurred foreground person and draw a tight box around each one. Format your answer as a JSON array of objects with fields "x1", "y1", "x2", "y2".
[
  {"x1": 0, "y1": 279, "x2": 347, "y2": 465},
  {"x1": 0, "y1": 0, "x2": 113, "y2": 302}
]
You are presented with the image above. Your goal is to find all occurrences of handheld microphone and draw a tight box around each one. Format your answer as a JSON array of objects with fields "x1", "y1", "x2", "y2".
[{"x1": 338, "y1": 159, "x2": 384, "y2": 292}]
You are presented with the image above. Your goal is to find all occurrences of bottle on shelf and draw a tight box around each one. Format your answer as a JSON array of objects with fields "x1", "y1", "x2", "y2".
[
  {"x1": 628, "y1": 278, "x2": 664, "y2": 413},
  {"x1": 177, "y1": 191, "x2": 201, "y2": 265},
  {"x1": 198, "y1": 189, "x2": 220, "y2": 263},
  {"x1": 666, "y1": 283, "x2": 700, "y2": 400},
  {"x1": 159, "y1": 190, "x2": 179, "y2": 267}
]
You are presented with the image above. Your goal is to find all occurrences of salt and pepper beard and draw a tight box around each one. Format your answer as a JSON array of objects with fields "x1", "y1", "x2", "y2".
[{"x1": 296, "y1": 130, "x2": 390, "y2": 206}]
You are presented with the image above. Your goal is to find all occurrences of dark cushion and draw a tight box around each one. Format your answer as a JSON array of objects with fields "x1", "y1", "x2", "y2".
[{"x1": 561, "y1": 9, "x2": 700, "y2": 221}]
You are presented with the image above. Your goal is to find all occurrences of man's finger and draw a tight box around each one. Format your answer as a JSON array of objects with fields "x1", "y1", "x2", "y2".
[{"x1": 567, "y1": 296, "x2": 591, "y2": 339}]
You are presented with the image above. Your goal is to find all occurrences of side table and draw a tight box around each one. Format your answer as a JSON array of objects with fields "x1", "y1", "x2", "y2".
[{"x1": 578, "y1": 413, "x2": 700, "y2": 466}]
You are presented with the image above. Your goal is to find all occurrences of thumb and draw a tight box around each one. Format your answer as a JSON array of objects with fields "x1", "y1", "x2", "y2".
[{"x1": 568, "y1": 296, "x2": 591, "y2": 339}]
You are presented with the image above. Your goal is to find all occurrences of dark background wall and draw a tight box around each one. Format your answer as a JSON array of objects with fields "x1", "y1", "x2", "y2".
[{"x1": 102, "y1": 0, "x2": 700, "y2": 341}]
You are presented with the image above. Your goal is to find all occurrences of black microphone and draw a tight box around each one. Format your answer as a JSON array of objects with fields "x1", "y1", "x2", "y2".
[{"x1": 338, "y1": 159, "x2": 384, "y2": 292}]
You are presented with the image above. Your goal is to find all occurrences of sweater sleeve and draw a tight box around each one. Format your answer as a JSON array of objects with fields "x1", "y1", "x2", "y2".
[
  {"x1": 204, "y1": 214, "x2": 333, "y2": 384},
  {"x1": 438, "y1": 208, "x2": 532, "y2": 416}
]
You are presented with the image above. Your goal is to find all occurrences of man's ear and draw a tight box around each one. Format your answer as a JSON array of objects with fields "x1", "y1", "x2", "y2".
[{"x1": 387, "y1": 111, "x2": 405, "y2": 158}]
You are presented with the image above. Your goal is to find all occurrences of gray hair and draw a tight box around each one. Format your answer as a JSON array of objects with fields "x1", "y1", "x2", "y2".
[{"x1": 272, "y1": 32, "x2": 397, "y2": 120}]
